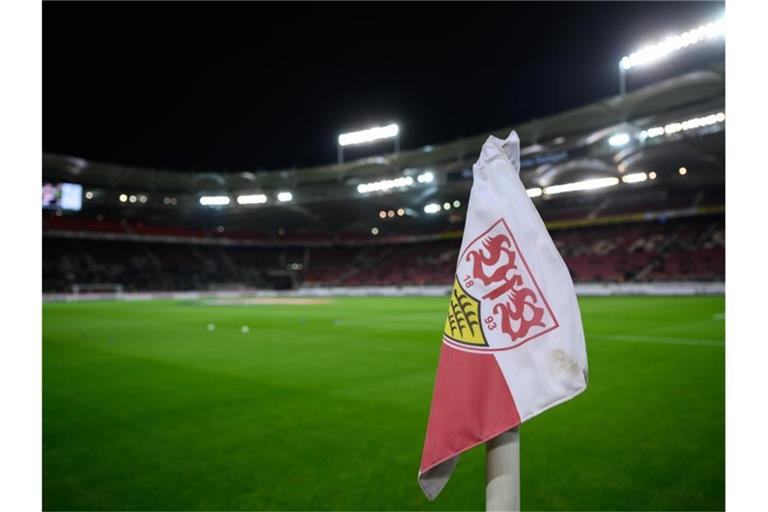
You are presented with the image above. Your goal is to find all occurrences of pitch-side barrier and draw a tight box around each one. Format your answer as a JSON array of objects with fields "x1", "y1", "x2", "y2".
[{"x1": 43, "y1": 282, "x2": 724, "y2": 303}]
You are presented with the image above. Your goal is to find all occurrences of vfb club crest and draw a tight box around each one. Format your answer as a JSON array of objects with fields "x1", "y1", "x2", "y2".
[{"x1": 443, "y1": 218, "x2": 559, "y2": 352}]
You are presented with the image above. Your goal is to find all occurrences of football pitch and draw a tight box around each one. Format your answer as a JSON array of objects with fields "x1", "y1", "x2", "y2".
[{"x1": 43, "y1": 295, "x2": 725, "y2": 511}]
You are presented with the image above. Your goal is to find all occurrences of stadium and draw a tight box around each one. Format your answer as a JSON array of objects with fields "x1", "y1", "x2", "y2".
[
  {"x1": 43, "y1": 66, "x2": 725, "y2": 294},
  {"x1": 40, "y1": 4, "x2": 725, "y2": 512}
]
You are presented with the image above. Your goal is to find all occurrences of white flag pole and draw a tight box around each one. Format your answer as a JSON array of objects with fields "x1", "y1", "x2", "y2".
[{"x1": 485, "y1": 427, "x2": 520, "y2": 512}]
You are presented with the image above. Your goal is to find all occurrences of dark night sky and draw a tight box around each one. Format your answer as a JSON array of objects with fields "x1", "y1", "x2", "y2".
[{"x1": 43, "y1": 1, "x2": 725, "y2": 172}]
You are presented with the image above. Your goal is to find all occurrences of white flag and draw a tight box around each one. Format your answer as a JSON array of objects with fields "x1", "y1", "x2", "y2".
[{"x1": 419, "y1": 130, "x2": 588, "y2": 500}]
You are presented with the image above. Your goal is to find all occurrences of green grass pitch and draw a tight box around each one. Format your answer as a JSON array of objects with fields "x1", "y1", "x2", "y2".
[{"x1": 43, "y1": 296, "x2": 724, "y2": 511}]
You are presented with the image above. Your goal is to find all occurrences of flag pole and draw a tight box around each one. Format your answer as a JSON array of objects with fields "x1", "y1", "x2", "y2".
[{"x1": 486, "y1": 427, "x2": 520, "y2": 512}]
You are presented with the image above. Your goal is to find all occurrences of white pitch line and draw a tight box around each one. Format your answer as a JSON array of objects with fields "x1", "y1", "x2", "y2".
[{"x1": 589, "y1": 334, "x2": 724, "y2": 347}]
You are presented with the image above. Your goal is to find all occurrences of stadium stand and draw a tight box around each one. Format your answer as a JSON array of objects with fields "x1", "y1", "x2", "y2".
[
  {"x1": 43, "y1": 214, "x2": 724, "y2": 292},
  {"x1": 42, "y1": 68, "x2": 724, "y2": 294}
]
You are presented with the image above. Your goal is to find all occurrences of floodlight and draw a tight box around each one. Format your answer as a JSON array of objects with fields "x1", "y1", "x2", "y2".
[
  {"x1": 338, "y1": 124, "x2": 399, "y2": 147},
  {"x1": 199, "y1": 195, "x2": 231, "y2": 206},
  {"x1": 544, "y1": 177, "x2": 619, "y2": 195},
  {"x1": 622, "y1": 172, "x2": 647, "y2": 184},
  {"x1": 424, "y1": 203, "x2": 441, "y2": 214},
  {"x1": 526, "y1": 187, "x2": 543, "y2": 198},
  {"x1": 417, "y1": 172, "x2": 434, "y2": 183},
  {"x1": 608, "y1": 133, "x2": 631, "y2": 147},
  {"x1": 237, "y1": 194, "x2": 268, "y2": 205},
  {"x1": 640, "y1": 112, "x2": 725, "y2": 141},
  {"x1": 277, "y1": 192, "x2": 293, "y2": 202},
  {"x1": 642, "y1": 127, "x2": 666, "y2": 139},
  {"x1": 337, "y1": 123, "x2": 400, "y2": 163},
  {"x1": 357, "y1": 176, "x2": 413, "y2": 194},
  {"x1": 618, "y1": 15, "x2": 724, "y2": 94},
  {"x1": 620, "y1": 17, "x2": 724, "y2": 71}
]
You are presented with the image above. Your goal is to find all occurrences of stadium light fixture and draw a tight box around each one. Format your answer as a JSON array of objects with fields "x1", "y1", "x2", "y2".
[
  {"x1": 648, "y1": 171, "x2": 657, "y2": 180},
  {"x1": 378, "y1": 210, "x2": 387, "y2": 219},
  {"x1": 526, "y1": 187, "x2": 543, "y2": 198},
  {"x1": 544, "y1": 177, "x2": 620, "y2": 196},
  {"x1": 356, "y1": 172, "x2": 434, "y2": 195},
  {"x1": 622, "y1": 172, "x2": 647, "y2": 184},
  {"x1": 644, "y1": 127, "x2": 666, "y2": 138},
  {"x1": 424, "y1": 203, "x2": 441, "y2": 214},
  {"x1": 371, "y1": 227, "x2": 380, "y2": 235},
  {"x1": 277, "y1": 191, "x2": 293, "y2": 202},
  {"x1": 357, "y1": 176, "x2": 413, "y2": 194},
  {"x1": 640, "y1": 112, "x2": 725, "y2": 141},
  {"x1": 85, "y1": 191, "x2": 94, "y2": 200},
  {"x1": 443, "y1": 202, "x2": 451, "y2": 210},
  {"x1": 417, "y1": 171, "x2": 434, "y2": 183},
  {"x1": 337, "y1": 123, "x2": 400, "y2": 164},
  {"x1": 119, "y1": 193, "x2": 128, "y2": 203},
  {"x1": 453, "y1": 200, "x2": 461, "y2": 208},
  {"x1": 397, "y1": 208, "x2": 405, "y2": 216},
  {"x1": 619, "y1": 14, "x2": 725, "y2": 95},
  {"x1": 128, "y1": 195, "x2": 137, "y2": 203},
  {"x1": 199, "y1": 195, "x2": 231, "y2": 206},
  {"x1": 608, "y1": 133, "x2": 631, "y2": 147},
  {"x1": 338, "y1": 124, "x2": 399, "y2": 146},
  {"x1": 678, "y1": 167, "x2": 688, "y2": 176},
  {"x1": 237, "y1": 193, "x2": 268, "y2": 205}
]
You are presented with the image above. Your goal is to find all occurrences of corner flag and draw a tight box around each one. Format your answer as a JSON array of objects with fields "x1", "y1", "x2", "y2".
[{"x1": 418, "y1": 130, "x2": 588, "y2": 500}]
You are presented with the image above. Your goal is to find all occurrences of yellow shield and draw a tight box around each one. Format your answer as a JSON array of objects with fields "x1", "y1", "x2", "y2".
[{"x1": 443, "y1": 278, "x2": 486, "y2": 346}]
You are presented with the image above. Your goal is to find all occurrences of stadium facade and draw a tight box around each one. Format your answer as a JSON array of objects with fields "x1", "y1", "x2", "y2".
[{"x1": 42, "y1": 65, "x2": 724, "y2": 295}]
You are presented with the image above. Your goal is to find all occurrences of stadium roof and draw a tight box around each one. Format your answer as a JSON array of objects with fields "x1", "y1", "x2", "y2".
[{"x1": 43, "y1": 65, "x2": 724, "y2": 233}]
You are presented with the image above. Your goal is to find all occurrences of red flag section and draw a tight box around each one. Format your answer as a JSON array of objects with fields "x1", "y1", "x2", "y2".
[{"x1": 418, "y1": 344, "x2": 521, "y2": 500}]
